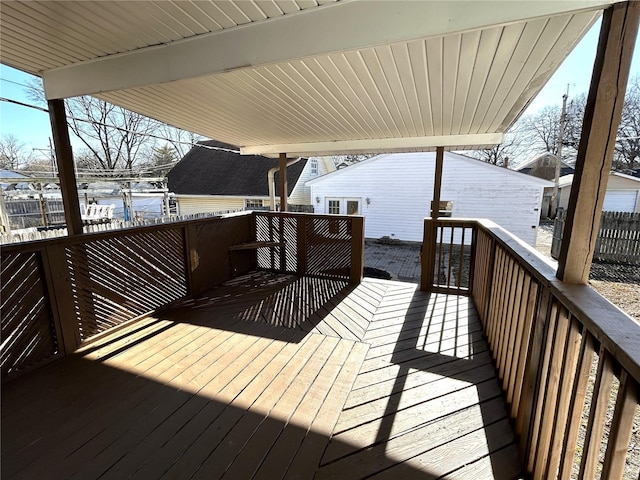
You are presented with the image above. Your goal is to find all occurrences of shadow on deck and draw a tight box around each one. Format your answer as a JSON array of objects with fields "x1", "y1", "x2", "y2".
[{"x1": 1, "y1": 272, "x2": 521, "y2": 479}]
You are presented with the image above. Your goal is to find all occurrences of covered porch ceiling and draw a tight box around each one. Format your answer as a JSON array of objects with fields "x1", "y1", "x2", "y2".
[{"x1": 0, "y1": 0, "x2": 624, "y2": 157}]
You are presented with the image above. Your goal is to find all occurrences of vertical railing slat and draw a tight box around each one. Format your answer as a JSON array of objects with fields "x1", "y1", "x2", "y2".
[
  {"x1": 601, "y1": 371, "x2": 640, "y2": 480},
  {"x1": 578, "y1": 347, "x2": 615, "y2": 479}
]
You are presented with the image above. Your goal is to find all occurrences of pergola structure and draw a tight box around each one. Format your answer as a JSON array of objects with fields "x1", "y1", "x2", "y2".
[{"x1": 2, "y1": 1, "x2": 640, "y2": 478}]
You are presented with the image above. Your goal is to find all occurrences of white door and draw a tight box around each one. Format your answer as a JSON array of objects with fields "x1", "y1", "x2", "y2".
[{"x1": 603, "y1": 190, "x2": 637, "y2": 212}]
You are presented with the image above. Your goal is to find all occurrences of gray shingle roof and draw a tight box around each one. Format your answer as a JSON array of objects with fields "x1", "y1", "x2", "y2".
[{"x1": 167, "y1": 140, "x2": 307, "y2": 196}]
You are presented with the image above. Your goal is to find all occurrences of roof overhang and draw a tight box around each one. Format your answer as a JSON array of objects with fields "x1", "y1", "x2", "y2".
[{"x1": 0, "y1": 0, "x2": 625, "y2": 157}]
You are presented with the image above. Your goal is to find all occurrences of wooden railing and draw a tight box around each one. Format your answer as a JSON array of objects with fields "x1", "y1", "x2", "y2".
[
  {"x1": 422, "y1": 217, "x2": 640, "y2": 478},
  {"x1": 1, "y1": 212, "x2": 364, "y2": 380},
  {"x1": 252, "y1": 212, "x2": 364, "y2": 284},
  {"x1": 421, "y1": 218, "x2": 476, "y2": 294}
]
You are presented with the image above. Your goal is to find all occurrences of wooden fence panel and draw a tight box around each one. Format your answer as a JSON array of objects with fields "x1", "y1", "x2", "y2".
[{"x1": 552, "y1": 209, "x2": 640, "y2": 264}]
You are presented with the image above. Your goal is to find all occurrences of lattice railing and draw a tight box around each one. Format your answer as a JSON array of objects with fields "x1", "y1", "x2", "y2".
[
  {"x1": 253, "y1": 212, "x2": 364, "y2": 283},
  {"x1": 0, "y1": 213, "x2": 254, "y2": 379},
  {"x1": 1, "y1": 250, "x2": 60, "y2": 376},
  {"x1": 65, "y1": 228, "x2": 188, "y2": 340}
]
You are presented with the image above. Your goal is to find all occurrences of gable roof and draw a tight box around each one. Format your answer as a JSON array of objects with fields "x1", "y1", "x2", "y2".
[
  {"x1": 167, "y1": 140, "x2": 307, "y2": 197},
  {"x1": 307, "y1": 151, "x2": 553, "y2": 187},
  {"x1": 515, "y1": 153, "x2": 574, "y2": 171}
]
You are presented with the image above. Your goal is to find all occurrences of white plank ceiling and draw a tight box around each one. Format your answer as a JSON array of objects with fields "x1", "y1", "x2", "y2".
[{"x1": 0, "y1": 1, "x2": 623, "y2": 156}]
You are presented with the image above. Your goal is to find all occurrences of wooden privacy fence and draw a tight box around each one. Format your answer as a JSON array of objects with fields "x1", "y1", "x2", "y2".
[
  {"x1": 552, "y1": 208, "x2": 640, "y2": 264},
  {"x1": 1, "y1": 212, "x2": 364, "y2": 380},
  {"x1": 4, "y1": 197, "x2": 65, "y2": 229},
  {"x1": 423, "y1": 217, "x2": 640, "y2": 478}
]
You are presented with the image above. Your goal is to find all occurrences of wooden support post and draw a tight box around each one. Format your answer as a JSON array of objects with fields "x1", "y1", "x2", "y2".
[
  {"x1": 279, "y1": 153, "x2": 288, "y2": 213},
  {"x1": 48, "y1": 99, "x2": 83, "y2": 235},
  {"x1": 557, "y1": 2, "x2": 639, "y2": 284},
  {"x1": 421, "y1": 146, "x2": 445, "y2": 291},
  {"x1": 432, "y1": 146, "x2": 444, "y2": 219}
]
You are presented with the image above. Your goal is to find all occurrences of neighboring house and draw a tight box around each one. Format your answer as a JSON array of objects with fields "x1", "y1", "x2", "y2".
[
  {"x1": 516, "y1": 153, "x2": 575, "y2": 218},
  {"x1": 308, "y1": 152, "x2": 552, "y2": 246},
  {"x1": 167, "y1": 140, "x2": 334, "y2": 215},
  {"x1": 558, "y1": 172, "x2": 640, "y2": 213}
]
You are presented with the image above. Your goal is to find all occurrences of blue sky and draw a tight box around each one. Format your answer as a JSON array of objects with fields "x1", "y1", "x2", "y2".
[{"x1": 1, "y1": 18, "x2": 639, "y2": 159}]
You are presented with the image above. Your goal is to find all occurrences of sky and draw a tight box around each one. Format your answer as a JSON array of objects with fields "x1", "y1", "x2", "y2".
[{"x1": 1, "y1": 17, "x2": 639, "y2": 162}]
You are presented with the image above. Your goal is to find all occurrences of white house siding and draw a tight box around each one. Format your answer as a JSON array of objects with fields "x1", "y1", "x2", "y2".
[
  {"x1": 288, "y1": 157, "x2": 335, "y2": 206},
  {"x1": 176, "y1": 196, "x2": 246, "y2": 215},
  {"x1": 309, "y1": 152, "x2": 549, "y2": 246}
]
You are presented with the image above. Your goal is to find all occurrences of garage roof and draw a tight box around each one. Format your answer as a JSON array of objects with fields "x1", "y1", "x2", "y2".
[{"x1": 0, "y1": 1, "x2": 623, "y2": 156}]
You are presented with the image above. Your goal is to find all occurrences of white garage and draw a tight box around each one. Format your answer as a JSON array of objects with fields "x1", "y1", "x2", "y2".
[
  {"x1": 603, "y1": 190, "x2": 639, "y2": 212},
  {"x1": 559, "y1": 172, "x2": 640, "y2": 213},
  {"x1": 308, "y1": 152, "x2": 552, "y2": 246}
]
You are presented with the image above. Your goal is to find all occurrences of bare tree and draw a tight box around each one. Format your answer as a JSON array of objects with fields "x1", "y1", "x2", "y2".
[
  {"x1": 0, "y1": 134, "x2": 33, "y2": 170},
  {"x1": 158, "y1": 125, "x2": 203, "y2": 159},
  {"x1": 469, "y1": 129, "x2": 523, "y2": 166},
  {"x1": 614, "y1": 75, "x2": 640, "y2": 171},
  {"x1": 25, "y1": 79, "x2": 158, "y2": 171}
]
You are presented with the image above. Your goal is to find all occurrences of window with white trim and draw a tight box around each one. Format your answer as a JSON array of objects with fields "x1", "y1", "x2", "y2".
[
  {"x1": 245, "y1": 199, "x2": 264, "y2": 208},
  {"x1": 328, "y1": 200, "x2": 340, "y2": 214},
  {"x1": 310, "y1": 158, "x2": 318, "y2": 175}
]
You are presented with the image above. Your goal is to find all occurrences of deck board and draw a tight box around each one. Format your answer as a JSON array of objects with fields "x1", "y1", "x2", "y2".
[{"x1": 2, "y1": 272, "x2": 520, "y2": 479}]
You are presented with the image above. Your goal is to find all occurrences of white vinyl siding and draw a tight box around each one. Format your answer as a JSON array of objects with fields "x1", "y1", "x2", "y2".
[
  {"x1": 603, "y1": 191, "x2": 638, "y2": 212},
  {"x1": 176, "y1": 196, "x2": 245, "y2": 215},
  {"x1": 288, "y1": 157, "x2": 335, "y2": 206},
  {"x1": 309, "y1": 152, "x2": 549, "y2": 246}
]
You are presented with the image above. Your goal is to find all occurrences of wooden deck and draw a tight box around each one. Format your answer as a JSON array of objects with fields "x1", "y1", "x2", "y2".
[{"x1": 2, "y1": 272, "x2": 521, "y2": 479}]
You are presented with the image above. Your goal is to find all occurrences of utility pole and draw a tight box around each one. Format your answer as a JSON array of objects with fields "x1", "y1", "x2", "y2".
[{"x1": 550, "y1": 89, "x2": 569, "y2": 219}]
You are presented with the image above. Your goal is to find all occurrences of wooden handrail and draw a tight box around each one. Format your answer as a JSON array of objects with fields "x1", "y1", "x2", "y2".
[{"x1": 436, "y1": 217, "x2": 640, "y2": 477}]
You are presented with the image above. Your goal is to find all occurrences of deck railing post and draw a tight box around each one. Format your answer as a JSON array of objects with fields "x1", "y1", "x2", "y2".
[
  {"x1": 420, "y1": 219, "x2": 435, "y2": 292},
  {"x1": 349, "y1": 216, "x2": 364, "y2": 284},
  {"x1": 41, "y1": 244, "x2": 80, "y2": 353},
  {"x1": 297, "y1": 215, "x2": 307, "y2": 276},
  {"x1": 182, "y1": 224, "x2": 194, "y2": 296}
]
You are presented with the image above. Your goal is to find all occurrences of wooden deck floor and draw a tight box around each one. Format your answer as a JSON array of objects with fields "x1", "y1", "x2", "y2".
[{"x1": 2, "y1": 272, "x2": 521, "y2": 479}]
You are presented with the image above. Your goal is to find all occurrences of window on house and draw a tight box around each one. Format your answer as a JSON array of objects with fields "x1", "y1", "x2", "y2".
[
  {"x1": 245, "y1": 199, "x2": 264, "y2": 209},
  {"x1": 328, "y1": 200, "x2": 340, "y2": 214},
  {"x1": 310, "y1": 158, "x2": 318, "y2": 175}
]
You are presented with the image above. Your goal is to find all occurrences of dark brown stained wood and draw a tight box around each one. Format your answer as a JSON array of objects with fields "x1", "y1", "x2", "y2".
[
  {"x1": 557, "y1": 1, "x2": 640, "y2": 284},
  {"x1": 2, "y1": 274, "x2": 519, "y2": 479},
  {"x1": 0, "y1": 250, "x2": 60, "y2": 377},
  {"x1": 48, "y1": 98, "x2": 82, "y2": 236},
  {"x1": 349, "y1": 215, "x2": 364, "y2": 284},
  {"x1": 279, "y1": 152, "x2": 288, "y2": 212}
]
